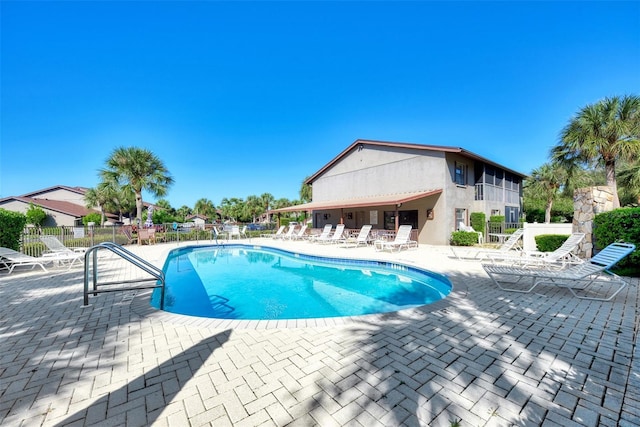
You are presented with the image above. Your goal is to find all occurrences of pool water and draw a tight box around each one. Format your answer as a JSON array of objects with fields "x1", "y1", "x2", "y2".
[{"x1": 150, "y1": 245, "x2": 452, "y2": 320}]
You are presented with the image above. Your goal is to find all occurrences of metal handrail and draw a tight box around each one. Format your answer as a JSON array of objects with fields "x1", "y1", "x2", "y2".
[{"x1": 83, "y1": 242, "x2": 165, "y2": 308}]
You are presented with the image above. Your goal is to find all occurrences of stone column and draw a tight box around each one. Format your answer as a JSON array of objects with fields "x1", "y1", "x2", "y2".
[{"x1": 573, "y1": 186, "x2": 614, "y2": 258}]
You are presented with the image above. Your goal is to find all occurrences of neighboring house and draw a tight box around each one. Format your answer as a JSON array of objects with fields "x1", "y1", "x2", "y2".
[
  {"x1": 272, "y1": 139, "x2": 527, "y2": 245},
  {"x1": 0, "y1": 185, "x2": 100, "y2": 226},
  {"x1": 186, "y1": 214, "x2": 208, "y2": 228}
]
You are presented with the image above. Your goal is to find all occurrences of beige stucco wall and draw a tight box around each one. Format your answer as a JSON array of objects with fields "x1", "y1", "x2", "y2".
[
  {"x1": 0, "y1": 199, "x2": 78, "y2": 226},
  {"x1": 33, "y1": 188, "x2": 86, "y2": 205},
  {"x1": 311, "y1": 146, "x2": 446, "y2": 201}
]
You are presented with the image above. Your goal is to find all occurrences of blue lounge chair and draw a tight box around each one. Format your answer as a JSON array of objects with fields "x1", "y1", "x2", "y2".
[{"x1": 482, "y1": 242, "x2": 636, "y2": 301}]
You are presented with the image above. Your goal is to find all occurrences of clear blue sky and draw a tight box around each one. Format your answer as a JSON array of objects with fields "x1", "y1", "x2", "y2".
[{"x1": 2, "y1": 1, "x2": 639, "y2": 209}]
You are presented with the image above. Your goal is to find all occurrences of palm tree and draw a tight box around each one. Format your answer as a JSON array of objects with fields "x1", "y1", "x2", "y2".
[
  {"x1": 299, "y1": 177, "x2": 312, "y2": 203},
  {"x1": 618, "y1": 159, "x2": 640, "y2": 205},
  {"x1": 259, "y1": 193, "x2": 275, "y2": 222},
  {"x1": 84, "y1": 184, "x2": 113, "y2": 226},
  {"x1": 194, "y1": 198, "x2": 216, "y2": 220},
  {"x1": 524, "y1": 163, "x2": 568, "y2": 223},
  {"x1": 100, "y1": 147, "x2": 174, "y2": 227},
  {"x1": 552, "y1": 95, "x2": 640, "y2": 208}
]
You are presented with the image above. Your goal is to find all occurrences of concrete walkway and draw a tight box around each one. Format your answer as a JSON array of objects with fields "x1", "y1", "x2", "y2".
[{"x1": 1, "y1": 238, "x2": 638, "y2": 426}]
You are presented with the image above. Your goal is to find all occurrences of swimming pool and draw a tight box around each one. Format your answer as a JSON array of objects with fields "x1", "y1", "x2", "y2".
[{"x1": 150, "y1": 245, "x2": 452, "y2": 320}]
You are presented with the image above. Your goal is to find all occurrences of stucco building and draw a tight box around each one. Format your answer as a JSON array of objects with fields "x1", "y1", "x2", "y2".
[{"x1": 274, "y1": 139, "x2": 527, "y2": 245}]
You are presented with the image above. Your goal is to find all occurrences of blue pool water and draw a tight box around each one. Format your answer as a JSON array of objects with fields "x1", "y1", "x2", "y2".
[{"x1": 151, "y1": 245, "x2": 452, "y2": 320}]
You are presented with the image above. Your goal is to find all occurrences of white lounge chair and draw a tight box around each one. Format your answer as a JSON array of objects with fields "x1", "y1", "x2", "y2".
[
  {"x1": 374, "y1": 225, "x2": 418, "y2": 252},
  {"x1": 40, "y1": 235, "x2": 87, "y2": 254},
  {"x1": 340, "y1": 225, "x2": 373, "y2": 248},
  {"x1": 458, "y1": 222, "x2": 483, "y2": 244},
  {"x1": 39, "y1": 236, "x2": 84, "y2": 267},
  {"x1": 0, "y1": 247, "x2": 51, "y2": 274},
  {"x1": 451, "y1": 228, "x2": 524, "y2": 261},
  {"x1": 486, "y1": 232, "x2": 585, "y2": 268},
  {"x1": 276, "y1": 225, "x2": 297, "y2": 240},
  {"x1": 262, "y1": 225, "x2": 285, "y2": 239},
  {"x1": 317, "y1": 224, "x2": 345, "y2": 244},
  {"x1": 288, "y1": 224, "x2": 308, "y2": 240},
  {"x1": 309, "y1": 224, "x2": 333, "y2": 243},
  {"x1": 482, "y1": 242, "x2": 636, "y2": 301}
]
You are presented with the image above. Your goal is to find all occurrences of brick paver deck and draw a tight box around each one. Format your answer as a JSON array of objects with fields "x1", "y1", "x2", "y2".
[{"x1": 1, "y1": 239, "x2": 638, "y2": 426}]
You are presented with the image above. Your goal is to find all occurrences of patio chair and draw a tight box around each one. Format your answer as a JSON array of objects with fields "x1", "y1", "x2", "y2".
[
  {"x1": 288, "y1": 224, "x2": 308, "y2": 240},
  {"x1": 482, "y1": 242, "x2": 636, "y2": 301},
  {"x1": 340, "y1": 225, "x2": 373, "y2": 248},
  {"x1": 40, "y1": 235, "x2": 87, "y2": 254},
  {"x1": 458, "y1": 222, "x2": 483, "y2": 244},
  {"x1": 450, "y1": 228, "x2": 524, "y2": 261},
  {"x1": 122, "y1": 227, "x2": 136, "y2": 244},
  {"x1": 138, "y1": 228, "x2": 156, "y2": 245},
  {"x1": 276, "y1": 225, "x2": 297, "y2": 240},
  {"x1": 239, "y1": 225, "x2": 248, "y2": 239},
  {"x1": 262, "y1": 225, "x2": 285, "y2": 238},
  {"x1": 309, "y1": 224, "x2": 333, "y2": 243},
  {"x1": 317, "y1": 224, "x2": 345, "y2": 244},
  {"x1": 0, "y1": 247, "x2": 51, "y2": 274},
  {"x1": 374, "y1": 225, "x2": 418, "y2": 252},
  {"x1": 486, "y1": 232, "x2": 585, "y2": 268}
]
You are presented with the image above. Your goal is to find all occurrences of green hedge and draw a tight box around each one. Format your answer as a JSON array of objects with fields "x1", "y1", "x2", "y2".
[
  {"x1": 0, "y1": 209, "x2": 27, "y2": 251},
  {"x1": 470, "y1": 212, "x2": 485, "y2": 234},
  {"x1": 451, "y1": 231, "x2": 481, "y2": 246},
  {"x1": 534, "y1": 234, "x2": 569, "y2": 252},
  {"x1": 593, "y1": 207, "x2": 640, "y2": 271}
]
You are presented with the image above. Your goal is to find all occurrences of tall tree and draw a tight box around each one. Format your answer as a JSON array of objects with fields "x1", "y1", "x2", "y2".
[
  {"x1": 100, "y1": 147, "x2": 174, "y2": 227},
  {"x1": 85, "y1": 185, "x2": 112, "y2": 226},
  {"x1": 524, "y1": 163, "x2": 568, "y2": 223},
  {"x1": 552, "y1": 95, "x2": 640, "y2": 208},
  {"x1": 618, "y1": 159, "x2": 640, "y2": 205},
  {"x1": 299, "y1": 177, "x2": 312, "y2": 203},
  {"x1": 259, "y1": 193, "x2": 275, "y2": 222},
  {"x1": 194, "y1": 198, "x2": 216, "y2": 219}
]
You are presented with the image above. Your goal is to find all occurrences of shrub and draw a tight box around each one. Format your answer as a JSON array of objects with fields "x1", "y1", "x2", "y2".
[
  {"x1": 0, "y1": 209, "x2": 27, "y2": 250},
  {"x1": 451, "y1": 231, "x2": 480, "y2": 246},
  {"x1": 83, "y1": 213, "x2": 102, "y2": 226},
  {"x1": 534, "y1": 234, "x2": 569, "y2": 252},
  {"x1": 26, "y1": 204, "x2": 47, "y2": 227},
  {"x1": 470, "y1": 212, "x2": 485, "y2": 233},
  {"x1": 593, "y1": 207, "x2": 640, "y2": 272}
]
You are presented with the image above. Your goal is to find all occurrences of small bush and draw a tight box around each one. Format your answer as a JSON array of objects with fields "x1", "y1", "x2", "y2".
[
  {"x1": 534, "y1": 234, "x2": 569, "y2": 252},
  {"x1": 0, "y1": 209, "x2": 27, "y2": 250},
  {"x1": 451, "y1": 231, "x2": 480, "y2": 246},
  {"x1": 470, "y1": 212, "x2": 485, "y2": 233},
  {"x1": 593, "y1": 207, "x2": 640, "y2": 273}
]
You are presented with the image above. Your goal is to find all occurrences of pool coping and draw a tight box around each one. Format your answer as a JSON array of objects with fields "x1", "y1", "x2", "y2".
[{"x1": 130, "y1": 242, "x2": 468, "y2": 329}]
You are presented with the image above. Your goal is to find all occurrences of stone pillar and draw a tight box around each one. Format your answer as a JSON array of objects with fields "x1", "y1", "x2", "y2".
[{"x1": 573, "y1": 186, "x2": 614, "y2": 258}]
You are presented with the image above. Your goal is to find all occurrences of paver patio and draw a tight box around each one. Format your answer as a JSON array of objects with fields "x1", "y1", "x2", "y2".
[{"x1": 1, "y1": 238, "x2": 638, "y2": 426}]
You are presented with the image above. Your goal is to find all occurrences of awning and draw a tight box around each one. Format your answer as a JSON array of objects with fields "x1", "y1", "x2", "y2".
[{"x1": 271, "y1": 189, "x2": 442, "y2": 213}]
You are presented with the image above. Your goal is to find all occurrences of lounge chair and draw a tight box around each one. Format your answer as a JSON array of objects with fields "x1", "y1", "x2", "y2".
[
  {"x1": 486, "y1": 232, "x2": 585, "y2": 268},
  {"x1": 40, "y1": 235, "x2": 85, "y2": 267},
  {"x1": 0, "y1": 247, "x2": 51, "y2": 274},
  {"x1": 40, "y1": 235, "x2": 87, "y2": 254},
  {"x1": 239, "y1": 225, "x2": 248, "y2": 239},
  {"x1": 451, "y1": 228, "x2": 524, "y2": 261},
  {"x1": 262, "y1": 225, "x2": 285, "y2": 239},
  {"x1": 340, "y1": 225, "x2": 373, "y2": 248},
  {"x1": 482, "y1": 242, "x2": 636, "y2": 301},
  {"x1": 458, "y1": 222, "x2": 483, "y2": 244},
  {"x1": 374, "y1": 225, "x2": 418, "y2": 252},
  {"x1": 317, "y1": 224, "x2": 345, "y2": 244},
  {"x1": 276, "y1": 225, "x2": 297, "y2": 240},
  {"x1": 288, "y1": 224, "x2": 308, "y2": 240},
  {"x1": 309, "y1": 224, "x2": 333, "y2": 243}
]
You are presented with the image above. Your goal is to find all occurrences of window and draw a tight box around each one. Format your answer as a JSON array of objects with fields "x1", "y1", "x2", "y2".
[
  {"x1": 455, "y1": 208, "x2": 466, "y2": 227},
  {"x1": 455, "y1": 162, "x2": 467, "y2": 186},
  {"x1": 384, "y1": 210, "x2": 418, "y2": 230}
]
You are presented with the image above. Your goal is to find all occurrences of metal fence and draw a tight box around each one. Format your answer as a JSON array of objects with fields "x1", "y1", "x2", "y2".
[{"x1": 19, "y1": 223, "x2": 278, "y2": 257}]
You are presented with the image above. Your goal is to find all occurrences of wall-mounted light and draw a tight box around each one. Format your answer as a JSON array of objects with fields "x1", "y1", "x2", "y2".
[{"x1": 358, "y1": 144, "x2": 364, "y2": 151}]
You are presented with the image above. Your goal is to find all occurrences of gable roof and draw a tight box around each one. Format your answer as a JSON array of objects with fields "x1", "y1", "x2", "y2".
[
  {"x1": 271, "y1": 189, "x2": 442, "y2": 213},
  {"x1": 0, "y1": 196, "x2": 98, "y2": 218},
  {"x1": 21, "y1": 185, "x2": 89, "y2": 198},
  {"x1": 305, "y1": 139, "x2": 528, "y2": 185}
]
